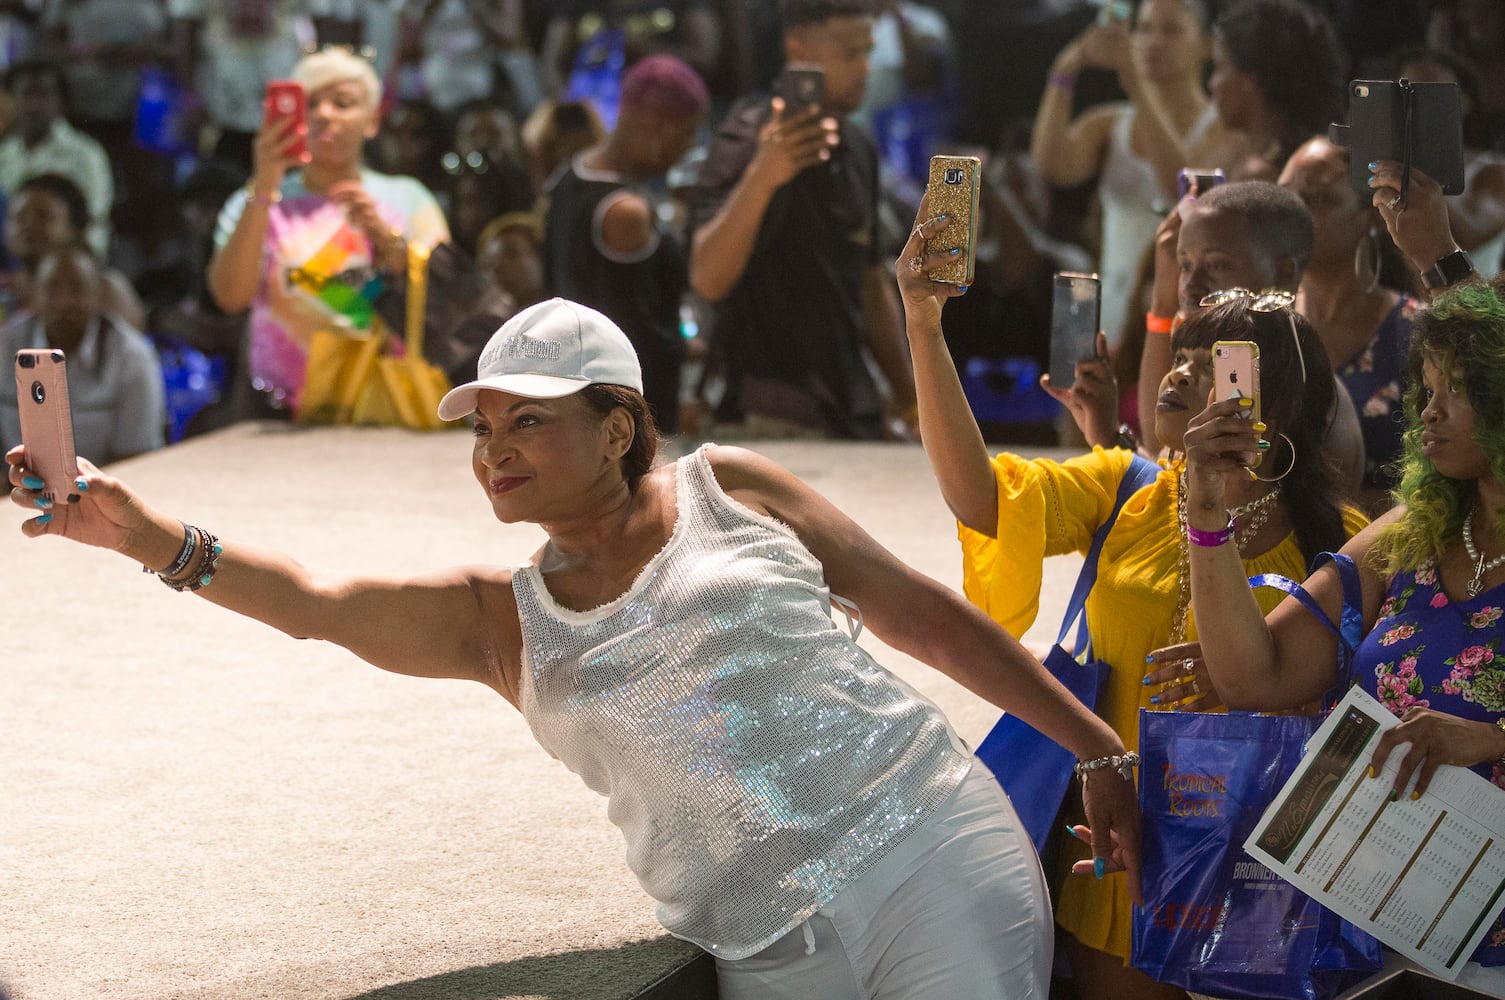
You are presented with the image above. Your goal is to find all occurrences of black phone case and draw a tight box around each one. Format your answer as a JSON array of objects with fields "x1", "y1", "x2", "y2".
[{"x1": 1340, "y1": 80, "x2": 1465, "y2": 196}]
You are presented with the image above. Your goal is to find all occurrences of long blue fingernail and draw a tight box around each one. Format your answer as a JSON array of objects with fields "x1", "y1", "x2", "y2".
[
  {"x1": 1094, "y1": 857, "x2": 1106, "y2": 879},
  {"x1": 1368, "y1": 161, "x2": 1378, "y2": 171},
  {"x1": 76, "y1": 478, "x2": 89, "y2": 491},
  {"x1": 33, "y1": 496, "x2": 51, "y2": 509},
  {"x1": 22, "y1": 475, "x2": 43, "y2": 489},
  {"x1": 1064, "y1": 824, "x2": 1084, "y2": 841},
  {"x1": 36, "y1": 512, "x2": 52, "y2": 525}
]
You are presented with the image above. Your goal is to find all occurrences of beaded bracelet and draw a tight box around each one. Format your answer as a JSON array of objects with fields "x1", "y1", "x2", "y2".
[
  {"x1": 1187, "y1": 513, "x2": 1236, "y2": 548},
  {"x1": 1074, "y1": 750, "x2": 1140, "y2": 781},
  {"x1": 243, "y1": 183, "x2": 283, "y2": 207},
  {"x1": 157, "y1": 526, "x2": 223, "y2": 592}
]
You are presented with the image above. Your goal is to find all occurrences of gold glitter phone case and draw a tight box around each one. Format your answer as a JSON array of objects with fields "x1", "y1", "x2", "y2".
[{"x1": 924, "y1": 155, "x2": 981, "y2": 285}]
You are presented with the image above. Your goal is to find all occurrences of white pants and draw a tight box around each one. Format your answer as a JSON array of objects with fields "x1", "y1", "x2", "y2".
[{"x1": 715, "y1": 761, "x2": 1053, "y2": 999}]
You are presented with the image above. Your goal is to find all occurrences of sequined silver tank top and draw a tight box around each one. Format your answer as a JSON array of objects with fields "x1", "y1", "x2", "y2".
[{"x1": 512, "y1": 445, "x2": 972, "y2": 959}]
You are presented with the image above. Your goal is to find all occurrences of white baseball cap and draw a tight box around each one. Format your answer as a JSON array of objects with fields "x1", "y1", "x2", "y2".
[{"x1": 436, "y1": 298, "x2": 644, "y2": 421}]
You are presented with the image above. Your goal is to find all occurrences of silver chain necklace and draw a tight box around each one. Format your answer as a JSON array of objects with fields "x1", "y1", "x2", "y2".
[{"x1": 1462, "y1": 509, "x2": 1505, "y2": 598}]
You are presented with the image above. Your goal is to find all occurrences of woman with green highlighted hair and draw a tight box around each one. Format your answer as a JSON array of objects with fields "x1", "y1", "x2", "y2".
[{"x1": 1178, "y1": 278, "x2": 1505, "y2": 976}]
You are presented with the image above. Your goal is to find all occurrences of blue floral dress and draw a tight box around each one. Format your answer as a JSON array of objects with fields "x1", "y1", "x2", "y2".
[
  {"x1": 1336, "y1": 296, "x2": 1418, "y2": 491},
  {"x1": 1357, "y1": 561, "x2": 1505, "y2": 962}
]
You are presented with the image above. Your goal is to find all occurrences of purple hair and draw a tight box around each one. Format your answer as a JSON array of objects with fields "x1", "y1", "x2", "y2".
[{"x1": 620, "y1": 54, "x2": 710, "y2": 120}]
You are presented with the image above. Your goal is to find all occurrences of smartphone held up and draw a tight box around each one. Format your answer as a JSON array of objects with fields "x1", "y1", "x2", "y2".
[
  {"x1": 922, "y1": 155, "x2": 981, "y2": 286},
  {"x1": 1213, "y1": 340, "x2": 1263, "y2": 468},
  {"x1": 14, "y1": 349, "x2": 80, "y2": 505},
  {"x1": 263, "y1": 79, "x2": 307, "y2": 161},
  {"x1": 1049, "y1": 272, "x2": 1102, "y2": 389}
]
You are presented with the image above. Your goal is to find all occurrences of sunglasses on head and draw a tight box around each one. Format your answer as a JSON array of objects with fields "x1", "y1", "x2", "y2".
[{"x1": 1197, "y1": 287, "x2": 1306, "y2": 385}]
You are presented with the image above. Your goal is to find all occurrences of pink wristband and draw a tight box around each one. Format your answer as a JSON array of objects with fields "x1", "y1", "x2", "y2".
[{"x1": 1187, "y1": 514, "x2": 1235, "y2": 548}]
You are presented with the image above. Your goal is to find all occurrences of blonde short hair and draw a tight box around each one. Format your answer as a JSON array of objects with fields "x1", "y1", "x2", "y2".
[{"x1": 292, "y1": 48, "x2": 381, "y2": 111}]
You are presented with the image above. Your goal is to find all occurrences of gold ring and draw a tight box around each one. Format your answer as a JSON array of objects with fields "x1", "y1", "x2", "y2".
[{"x1": 907, "y1": 255, "x2": 925, "y2": 274}]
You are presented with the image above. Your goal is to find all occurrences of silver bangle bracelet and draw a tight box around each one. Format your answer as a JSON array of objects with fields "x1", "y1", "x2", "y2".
[{"x1": 1073, "y1": 750, "x2": 1140, "y2": 781}]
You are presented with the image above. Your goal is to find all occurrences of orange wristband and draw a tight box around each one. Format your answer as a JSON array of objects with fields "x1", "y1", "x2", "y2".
[{"x1": 1146, "y1": 311, "x2": 1175, "y2": 335}]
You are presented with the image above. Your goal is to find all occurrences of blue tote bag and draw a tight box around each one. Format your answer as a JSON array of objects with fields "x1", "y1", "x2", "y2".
[
  {"x1": 1131, "y1": 553, "x2": 1384, "y2": 999},
  {"x1": 975, "y1": 453, "x2": 1157, "y2": 855}
]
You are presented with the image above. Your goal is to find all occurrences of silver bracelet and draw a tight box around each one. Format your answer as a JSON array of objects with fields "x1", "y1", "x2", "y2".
[{"x1": 1073, "y1": 750, "x2": 1140, "y2": 781}]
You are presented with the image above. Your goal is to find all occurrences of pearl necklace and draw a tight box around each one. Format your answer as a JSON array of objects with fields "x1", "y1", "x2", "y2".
[
  {"x1": 1170, "y1": 469, "x2": 1282, "y2": 643},
  {"x1": 1462, "y1": 509, "x2": 1505, "y2": 598}
]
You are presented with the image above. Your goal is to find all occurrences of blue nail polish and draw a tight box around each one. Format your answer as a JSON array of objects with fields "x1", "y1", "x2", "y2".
[
  {"x1": 36, "y1": 512, "x2": 52, "y2": 525},
  {"x1": 1094, "y1": 857, "x2": 1106, "y2": 879},
  {"x1": 1367, "y1": 161, "x2": 1378, "y2": 171},
  {"x1": 76, "y1": 479, "x2": 88, "y2": 491},
  {"x1": 1064, "y1": 823, "x2": 1084, "y2": 841},
  {"x1": 22, "y1": 475, "x2": 43, "y2": 489},
  {"x1": 949, "y1": 247, "x2": 961, "y2": 255},
  {"x1": 937, "y1": 213, "x2": 948, "y2": 221},
  {"x1": 956, "y1": 285, "x2": 968, "y2": 294},
  {"x1": 32, "y1": 496, "x2": 51, "y2": 509},
  {"x1": 1149, "y1": 694, "x2": 1160, "y2": 704}
]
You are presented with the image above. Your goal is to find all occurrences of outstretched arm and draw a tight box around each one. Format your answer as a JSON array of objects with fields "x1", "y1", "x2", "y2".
[
  {"x1": 7, "y1": 448, "x2": 512, "y2": 699},
  {"x1": 895, "y1": 194, "x2": 998, "y2": 533},
  {"x1": 708, "y1": 443, "x2": 1142, "y2": 896}
]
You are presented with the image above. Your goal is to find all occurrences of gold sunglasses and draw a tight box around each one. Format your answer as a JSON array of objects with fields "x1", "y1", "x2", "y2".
[{"x1": 1196, "y1": 287, "x2": 1305, "y2": 385}]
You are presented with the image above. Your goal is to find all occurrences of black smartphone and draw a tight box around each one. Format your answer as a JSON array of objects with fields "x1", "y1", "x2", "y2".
[
  {"x1": 772, "y1": 64, "x2": 825, "y2": 114},
  {"x1": 1049, "y1": 272, "x2": 1101, "y2": 388},
  {"x1": 1337, "y1": 79, "x2": 1465, "y2": 196},
  {"x1": 1177, "y1": 168, "x2": 1226, "y2": 200}
]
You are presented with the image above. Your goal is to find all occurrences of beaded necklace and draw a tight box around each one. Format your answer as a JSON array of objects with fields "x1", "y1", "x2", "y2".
[
  {"x1": 1169, "y1": 468, "x2": 1282, "y2": 643},
  {"x1": 1462, "y1": 509, "x2": 1505, "y2": 598}
]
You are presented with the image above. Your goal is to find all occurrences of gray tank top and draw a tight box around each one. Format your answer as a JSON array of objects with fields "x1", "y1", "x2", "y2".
[{"x1": 512, "y1": 445, "x2": 972, "y2": 959}]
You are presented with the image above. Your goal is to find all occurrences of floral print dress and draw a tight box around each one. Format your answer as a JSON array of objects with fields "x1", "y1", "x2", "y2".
[{"x1": 1358, "y1": 561, "x2": 1505, "y2": 962}]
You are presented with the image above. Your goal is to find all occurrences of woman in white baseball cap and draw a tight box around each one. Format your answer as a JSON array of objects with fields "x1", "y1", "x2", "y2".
[{"x1": 8, "y1": 296, "x2": 1141, "y2": 998}]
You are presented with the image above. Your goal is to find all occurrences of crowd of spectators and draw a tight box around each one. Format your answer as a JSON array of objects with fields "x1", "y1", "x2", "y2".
[{"x1": 0, "y1": 0, "x2": 1502, "y2": 459}]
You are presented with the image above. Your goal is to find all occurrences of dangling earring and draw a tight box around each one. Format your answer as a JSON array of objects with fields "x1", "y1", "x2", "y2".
[
  {"x1": 1256, "y1": 432, "x2": 1297, "y2": 482},
  {"x1": 1354, "y1": 227, "x2": 1381, "y2": 293}
]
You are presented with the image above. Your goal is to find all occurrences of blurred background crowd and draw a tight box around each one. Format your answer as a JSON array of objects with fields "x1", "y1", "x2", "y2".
[{"x1": 0, "y1": 0, "x2": 1500, "y2": 460}]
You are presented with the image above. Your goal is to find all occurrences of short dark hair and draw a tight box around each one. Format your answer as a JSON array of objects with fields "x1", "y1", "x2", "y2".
[
  {"x1": 3, "y1": 57, "x2": 67, "y2": 104},
  {"x1": 779, "y1": 0, "x2": 874, "y2": 31},
  {"x1": 1214, "y1": 0, "x2": 1343, "y2": 154},
  {"x1": 579, "y1": 384, "x2": 661, "y2": 488},
  {"x1": 16, "y1": 173, "x2": 90, "y2": 234},
  {"x1": 1195, "y1": 180, "x2": 1315, "y2": 274}
]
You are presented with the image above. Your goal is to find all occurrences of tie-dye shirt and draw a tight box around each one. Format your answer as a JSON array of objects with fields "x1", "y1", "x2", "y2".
[{"x1": 213, "y1": 168, "x2": 449, "y2": 412}]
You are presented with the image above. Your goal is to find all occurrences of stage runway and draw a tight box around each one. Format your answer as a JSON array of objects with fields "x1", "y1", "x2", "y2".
[{"x1": 1, "y1": 424, "x2": 1081, "y2": 1000}]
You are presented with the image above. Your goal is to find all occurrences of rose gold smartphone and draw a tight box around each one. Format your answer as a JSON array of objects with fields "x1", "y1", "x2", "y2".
[
  {"x1": 1213, "y1": 340, "x2": 1262, "y2": 467},
  {"x1": 14, "y1": 348, "x2": 80, "y2": 504},
  {"x1": 924, "y1": 155, "x2": 981, "y2": 285}
]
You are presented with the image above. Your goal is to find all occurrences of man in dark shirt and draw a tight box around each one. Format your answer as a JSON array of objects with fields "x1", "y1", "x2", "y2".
[
  {"x1": 543, "y1": 54, "x2": 710, "y2": 434},
  {"x1": 690, "y1": 0, "x2": 916, "y2": 439}
]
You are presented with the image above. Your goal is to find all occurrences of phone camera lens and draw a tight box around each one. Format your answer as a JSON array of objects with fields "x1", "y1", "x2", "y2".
[{"x1": 30, "y1": 381, "x2": 44, "y2": 404}]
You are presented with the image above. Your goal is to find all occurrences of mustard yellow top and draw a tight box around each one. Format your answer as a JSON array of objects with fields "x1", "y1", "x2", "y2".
[{"x1": 960, "y1": 446, "x2": 1369, "y2": 962}]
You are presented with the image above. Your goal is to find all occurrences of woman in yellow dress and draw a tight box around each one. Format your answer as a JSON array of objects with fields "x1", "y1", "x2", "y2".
[{"x1": 897, "y1": 200, "x2": 1368, "y2": 1000}]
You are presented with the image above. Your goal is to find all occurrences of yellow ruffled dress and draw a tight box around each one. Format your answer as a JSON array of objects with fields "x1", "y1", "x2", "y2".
[{"x1": 960, "y1": 446, "x2": 1368, "y2": 963}]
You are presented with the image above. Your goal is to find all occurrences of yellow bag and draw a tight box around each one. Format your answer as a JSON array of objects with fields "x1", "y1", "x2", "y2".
[{"x1": 298, "y1": 242, "x2": 456, "y2": 429}]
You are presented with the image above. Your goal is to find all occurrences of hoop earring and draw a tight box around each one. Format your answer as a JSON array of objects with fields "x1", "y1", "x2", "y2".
[
  {"x1": 1256, "y1": 432, "x2": 1297, "y2": 482},
  {"x1": 1354, "y1": 227, "x2": 1381, "y2": 293}
]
